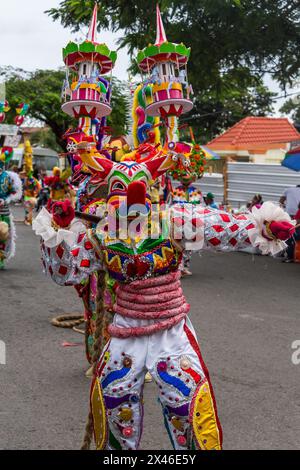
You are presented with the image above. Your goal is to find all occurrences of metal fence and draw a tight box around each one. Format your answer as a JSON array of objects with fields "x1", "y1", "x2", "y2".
[
  {"x1": 227, "y1": 162, "x2": 300, "y2": 208},
  {"x1": 172, "y1": 173, "x2": 225, "y2": 203},
  {"x1": 173, "y1": 163, "x2": 300, "y2": 208},
  {"x1": 194, "y1": 173, "x2": 224, "y2": 203}
]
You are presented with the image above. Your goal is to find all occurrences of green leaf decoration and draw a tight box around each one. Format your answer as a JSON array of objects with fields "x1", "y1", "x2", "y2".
[
  {"x1": 145, "y1": 45, "x2": 158, "y2": 57},
  {"x1": 63, "y1": 42, "x2": 78, "y2": 58},
  {"x1": 159, "y1": 42, "x2": 176, "y2": 54},
  {"x1": 109, "y1": 51, "x2": 118, "y2": 63},
  {"x1": 137, "y1": 51, "x2": 145, "y2": 63},
  {"x1": 96, "y1": 44, "x2": 110, "y2": 56},
  {"x1": 79, "y1": 41, "x2": 95, "y2": 53},
  {"x1": 176, "y1": 44, "x2": 188, "y2": 55}
]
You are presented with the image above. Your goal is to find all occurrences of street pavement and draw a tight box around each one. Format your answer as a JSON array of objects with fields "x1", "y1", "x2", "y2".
[{"x1": 0, "y1": 207, "x2": 299, "y2": 450}]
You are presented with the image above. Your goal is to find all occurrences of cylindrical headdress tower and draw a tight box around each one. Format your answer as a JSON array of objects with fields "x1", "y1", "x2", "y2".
[
  {"x1": 61, "y1": 4, "x2": 117, "y2": 133},
  {"x1": 137, "y1": 5, "x2": 193, "y2": 143}
]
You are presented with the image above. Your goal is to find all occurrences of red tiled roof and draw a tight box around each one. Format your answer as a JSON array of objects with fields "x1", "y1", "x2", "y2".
[{"x1": 207, "y1": 117, "x2": 300, "y2": 150}]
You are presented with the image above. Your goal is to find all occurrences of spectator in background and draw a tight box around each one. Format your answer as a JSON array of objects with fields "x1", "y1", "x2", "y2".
[
  {"x1": 295, "y1": 204, "x2": 300, "y2": 225},
  {"x1": 283, "y1": 202, "x2": 300, "y2": 263},
  {"x1": 249, "y1": 194, "x2": 263, "y2": 210},
  {"x1": 10, "y1": 165, "x2": 20, "y2": 174},
  {"x1": 280, "y1": 185, "x2": 300, "y2": 218},
  {"x1": 205, "y1": 192, "x2": 219, "y2": 209}
]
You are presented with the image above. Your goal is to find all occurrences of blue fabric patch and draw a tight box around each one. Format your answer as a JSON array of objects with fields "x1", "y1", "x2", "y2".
[
  {"x1": 102, "y1": 367, "x2": 130, "y2": 389},
  {"x1": 158, "y1": 370, "x2": 191, "y2": 397}
]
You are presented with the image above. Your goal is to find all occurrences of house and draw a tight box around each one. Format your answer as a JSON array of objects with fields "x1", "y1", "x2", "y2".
[{"x1": 206, "y1": 117, "x2": 300, "y2": 164}]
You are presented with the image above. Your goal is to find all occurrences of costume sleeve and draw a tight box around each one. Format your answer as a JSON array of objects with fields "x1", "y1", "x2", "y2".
[
  {"x1": 171, "y1": 202, "x2": 295, "y2": 256},
  {"x1": 5, "y1": 172, "x2": 23, "y2": 204},
  {"x1": 33, "y1": 208, "x2": 102, "y2": 286}
]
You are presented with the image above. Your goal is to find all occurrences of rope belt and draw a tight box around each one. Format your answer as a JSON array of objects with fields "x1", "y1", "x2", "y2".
[{"x1": 108, "y1": 270, "x2": 190, "y2": 339}]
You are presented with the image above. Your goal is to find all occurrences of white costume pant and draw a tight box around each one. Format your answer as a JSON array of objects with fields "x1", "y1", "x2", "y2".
[{"x1": 91, "y1": 315, "x2": 223, "y2": 451}]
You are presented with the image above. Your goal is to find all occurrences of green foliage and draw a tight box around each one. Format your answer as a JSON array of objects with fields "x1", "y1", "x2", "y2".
[
  {"x1": 108, "y1": 78, "x2": 130, "y2": 136},
  {"x1": 4, "y1": 69, "x2": 75, "y2": 150},
  {"x1": 47, "y1": 0, "x2": 300, "y2": 141},
  {"x1": 47, "y1": 0, "x2": 299, "y2": 87},
  {"x1": 30, "y1": 128, "x2": 63, "y2": 152},
  {"x1": 280, "y1": 94, "x2": 300, "y2": 124},
  {"x1": 2, "y1": 68, "x2": 129, "y2": 150},
  {"x1": 181, "y1": 71, "x2": 277, "y2": 142}
]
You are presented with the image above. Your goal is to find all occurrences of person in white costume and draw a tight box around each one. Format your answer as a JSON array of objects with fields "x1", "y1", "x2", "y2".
[
  {"x1": 33, "y1": 148, "x2": 295, "y2": 451},
  {"x1": 0, "y1": 150, "x2": 23, "y2": 269}
]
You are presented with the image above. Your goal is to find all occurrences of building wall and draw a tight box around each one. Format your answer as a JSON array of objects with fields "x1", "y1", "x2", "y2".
[
  {"x1": 208, "y1": 144, "x2": 289, "y2": 166},
  {"x1": 250, "y1": 147, "x2": 287, "y2": 164}
]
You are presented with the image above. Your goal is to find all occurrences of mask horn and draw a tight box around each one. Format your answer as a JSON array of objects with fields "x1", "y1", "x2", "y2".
[
  {"x1": 89, "y1": 157, "x2": 115, "y2": 183},
  {"x1": 143, "y1": 153, "x2": 173, "y2": 180}
]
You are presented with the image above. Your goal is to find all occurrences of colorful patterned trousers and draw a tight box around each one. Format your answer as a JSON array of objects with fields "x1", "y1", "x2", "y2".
[{"x1": 91, "y1": 316, "x2": 222, "y2": 450}]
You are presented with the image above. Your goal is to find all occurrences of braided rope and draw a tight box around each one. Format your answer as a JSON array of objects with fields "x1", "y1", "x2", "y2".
[{"x1": 51, "y1": 314, "x2": 84, "y2": 329}]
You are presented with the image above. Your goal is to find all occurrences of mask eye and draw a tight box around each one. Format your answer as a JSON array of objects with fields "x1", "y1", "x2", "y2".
[{"x1": 112, "y1": 181, "x2": 126, "y2": 191}]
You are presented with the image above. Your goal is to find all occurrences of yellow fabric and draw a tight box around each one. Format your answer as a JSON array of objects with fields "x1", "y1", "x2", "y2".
[
  {"x1": 71, "y1": 82, "x2": 100, "y2": 93},
  {"x1": 153, "y1": 82, "x2": 182, "y2": 93},
  {"x1": 24, "y1": 140, "x2": 33, "y2": 175},
  {"x1": 91, "y1": 378, "x2": 107, "y2": 450},
  {"x1": 192, "y1": 379, "x2": 222, "y2": 450}
]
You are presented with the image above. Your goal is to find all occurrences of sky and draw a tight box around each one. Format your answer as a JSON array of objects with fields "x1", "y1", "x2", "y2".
[
  {"x1": 0, "y1": 0, "x2": 129, "y2": 79},
  {"x1": 0, "y1": 0, "x2": 298, "y2": 116}
]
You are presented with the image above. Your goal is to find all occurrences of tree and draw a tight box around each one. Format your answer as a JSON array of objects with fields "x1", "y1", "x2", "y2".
[
  {"x1": 2, "y1": 68, "x2": 129, "y2": 150},
  {"x1": 47, "y1": 0, "x2": 299, "y2": 140},
  {"x1": 30, "y1": 128, "x2": 63, "y2": 153},
  {"x1": 3, "y1": 69, "x2": 75, "y2": 150},
  {"x1": 109, "y1": 78, "x2": 130, "y2": 136},
  {"x1": 182, "y1": 70, "x2": 277, "y2": 141},
  {"x1": 280, "y1": 92, "x2": 300, "y2": 127}
]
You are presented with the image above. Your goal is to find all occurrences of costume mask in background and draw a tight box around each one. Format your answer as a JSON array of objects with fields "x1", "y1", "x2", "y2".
[{"x1": 53, "y1": 167, "x2": 61, "y2": 178}]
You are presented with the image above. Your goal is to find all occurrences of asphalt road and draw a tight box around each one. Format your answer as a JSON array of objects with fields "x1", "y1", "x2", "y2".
[{"x1": 0, "y1": 207, "x2": 299, "y2": 450}]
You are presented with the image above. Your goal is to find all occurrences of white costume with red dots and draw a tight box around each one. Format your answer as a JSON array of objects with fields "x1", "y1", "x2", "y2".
[{"x1": 33, "y1": 199, "x2": 293, "y2": 450}]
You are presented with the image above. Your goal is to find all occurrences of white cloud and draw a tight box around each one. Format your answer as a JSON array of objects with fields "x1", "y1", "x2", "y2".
[
  {"x1": 0, "y1": 0, "x2": 130, "y2": 79},
  {"x1": 0, "y1": 1, "x2": 297, "y2": 117}
]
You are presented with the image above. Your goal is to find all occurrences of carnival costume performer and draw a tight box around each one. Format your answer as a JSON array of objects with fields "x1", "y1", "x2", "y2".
[
  {"x1": 23, "y1": 176, "x2": 41, "y2": 226},
  {"x1": 33, "y1": 3, "x2": 296, "y2": 451},
  {"x1": 50, "y1": 4, "x2": 120, "y2": 371},
  {"x1": 44, "y1": 167, "x2": 74, "y2": 208},
  {"x1": 0, "y1": 147, "x2": 22, "y2": 269},
  {"x1": 22, "y1": 141, "x2": 41, "y2": 226},
  {"x1": 33, "y1": 142, "x2": 295, "y2": 450}
]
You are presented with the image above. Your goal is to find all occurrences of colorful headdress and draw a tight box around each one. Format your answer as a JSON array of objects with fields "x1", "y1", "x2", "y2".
[
  {"x1": 0, "y1": 100, "x2": 10, "y2": 123},
  {"x1": 0, "y1": 147, "x2": 14, "y2": 168},
  {"x1": 15, "y1": 103, "x2": 30, "y2": 126},
  {"x1": 0, "y1": 101, "x2": 29, "y2": 126},
  {"x1": 23, "y1": 140, "x2": 33, "y2": 176}
]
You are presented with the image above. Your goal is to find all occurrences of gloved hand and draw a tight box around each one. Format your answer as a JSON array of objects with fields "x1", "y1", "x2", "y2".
[
  {"x1": 51, "y1": 199, "x2": 75, "y2": 229},
  {"x1": 268, "y1": 220, "x2": 295, "y2": 241}
]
